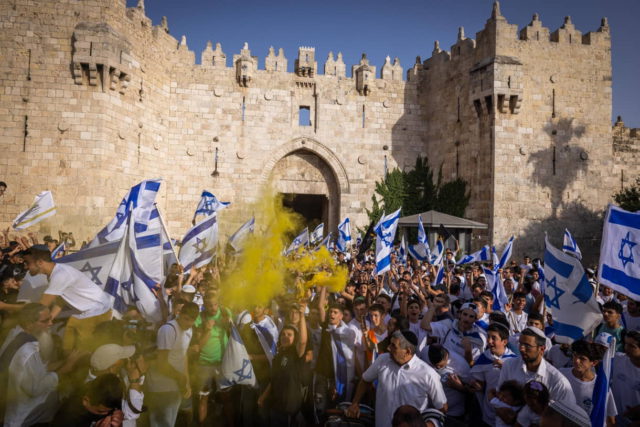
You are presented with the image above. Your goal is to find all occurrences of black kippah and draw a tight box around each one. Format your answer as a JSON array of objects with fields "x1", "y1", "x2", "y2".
[{"x1": 400, "y1": 329, "x2": 418, "y2": 347}]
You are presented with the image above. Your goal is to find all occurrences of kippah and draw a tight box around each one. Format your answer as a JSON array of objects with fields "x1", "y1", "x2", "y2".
[
  {"x1": 523, "y1": 326, "x2": 546, "y2": 340},
  {"x1": 400, "y1": 329, "x2": 418, "y2": 347}
]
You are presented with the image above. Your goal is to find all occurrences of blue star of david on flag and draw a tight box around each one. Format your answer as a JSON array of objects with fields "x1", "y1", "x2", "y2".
[
  {"x1": 619, "y1": 231, "x2": 637, "y2": 268},
  {"x1": 80, "y1": 262, "x2": 103, "y2": 285},
  {"x1": 544, "y1": 277, "x2": 564, "y2": 309},
  {"x1": 234, "y1": 359, "x2": 253, "y2": 381},
  {"x1": 194, "y1": 237, "x2": 208, "y2": 256}
]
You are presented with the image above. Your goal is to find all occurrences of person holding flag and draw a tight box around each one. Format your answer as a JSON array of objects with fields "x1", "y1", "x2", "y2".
[{"x1": 22, "y1": 245, "x2": 112, "y2": 354}]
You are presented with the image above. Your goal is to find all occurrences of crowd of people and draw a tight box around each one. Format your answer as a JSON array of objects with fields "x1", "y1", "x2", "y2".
[{"x1": 1, "y1": 226, "x2": 639, "y2": 427}]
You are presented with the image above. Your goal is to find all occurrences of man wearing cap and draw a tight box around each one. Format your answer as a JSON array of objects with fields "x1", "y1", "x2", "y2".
[
  {"x1": 88, "y1": 343, "x2": 146, "y2": 427},
  {"x1": 346, "y1": 330, "x2": 447, "y2": 427},
  {"x1": 496, "y1": 327, "x2": 574, "y2": 423},
  {"x1": 421, "y1": 299, "x2": 487, "y2": 365},
  {"x1": 22, "y1": 245, "x2": 112, "y2": 353}
]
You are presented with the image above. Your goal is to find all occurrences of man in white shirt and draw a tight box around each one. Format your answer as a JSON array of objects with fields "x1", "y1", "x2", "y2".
[
  {"x1": 346, "y1": 330, "x2": 447, "y2": 427},
  {"x1": 497, "y1": 327, "x2": 574, "y2": 424},
  {"x1": 469, "y1": 322, "x2": 517, "y2": 426},
  {"x1": 146, "y1": 301, "x2": 198, "y2": 427},
  {"x1": 422, "y1": 301, "x2": 487, "y2": 365},
  {"x1": 611, "y1": 330, "x2": 640, "y2": 423},
  {"x1": 1, "y1": 303, "x2": 79, "y2": 427},
  {"x1": 23, "y1": 245, "x2": 112, "y2": 353}
]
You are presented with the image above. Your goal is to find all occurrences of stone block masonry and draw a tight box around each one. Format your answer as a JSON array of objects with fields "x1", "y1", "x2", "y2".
[{"x1": 0, "y1": 0, "x2": 634, "y2": 262}]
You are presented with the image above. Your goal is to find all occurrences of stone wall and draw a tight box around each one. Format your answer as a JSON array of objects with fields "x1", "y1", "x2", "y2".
[{"x1": 0, "y1": 0, "x2": 634, "y2": 261}]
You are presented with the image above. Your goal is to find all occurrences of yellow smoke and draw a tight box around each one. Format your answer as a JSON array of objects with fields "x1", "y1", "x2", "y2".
[{"x1": 219, "y1": 188, "x2": 348, "y2": 310}]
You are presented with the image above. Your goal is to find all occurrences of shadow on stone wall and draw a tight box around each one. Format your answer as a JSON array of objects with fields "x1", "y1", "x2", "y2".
[
  {"x1": 518, "y1": 201, "x2": 603, "y2": 267},
  {"x1": 528, "y1": 117, "x2": 588, "y2": 218}
]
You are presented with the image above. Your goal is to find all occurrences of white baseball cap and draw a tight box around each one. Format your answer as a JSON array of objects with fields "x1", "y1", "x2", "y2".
[{"x1": 91, "y1": 344, "x2": 136, "y2": 371}]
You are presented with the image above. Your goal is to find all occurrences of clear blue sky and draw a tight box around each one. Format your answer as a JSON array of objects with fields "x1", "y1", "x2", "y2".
[{"x1": 129, "y1": 0, "x2": 639, "y2": 127}]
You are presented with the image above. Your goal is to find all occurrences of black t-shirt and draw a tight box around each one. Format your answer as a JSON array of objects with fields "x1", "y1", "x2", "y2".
[
  {"x1": 270, "y1": 347, "x2": 304, "y2": 414},
  {"x1": 51, "y1": 392, "x2": 108, "y2": 426}
]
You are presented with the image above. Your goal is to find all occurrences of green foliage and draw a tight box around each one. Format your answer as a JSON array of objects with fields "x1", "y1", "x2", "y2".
[
  {"x1": 365, "y1": 156, "x2": 471, "y2": 230},
  {"x1": 614, "y1": 177, "x2": 640, "y2": 212}
]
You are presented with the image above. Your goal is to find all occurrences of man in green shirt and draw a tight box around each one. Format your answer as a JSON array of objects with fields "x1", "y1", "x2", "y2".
[{"x1": 193, "y1": 291, "x2": 231, "y2": 424}]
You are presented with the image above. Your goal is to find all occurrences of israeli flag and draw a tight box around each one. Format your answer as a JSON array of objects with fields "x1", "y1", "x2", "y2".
[
  {"x1": 458, "y1": 245, "x2": 491, "y2": 265},
  {"x1": 56, "y1": 240, "x2": 120, "y2": 287},
  {"x1": 193, "y1": 190, "x2": 230, "y2": 223},
  {"x1": 336, "y1": 218, "x2": 352, "y2": 253},
  {"x1": 591, "y1": 335, "x2": 615, "y2": 427},
  {"x1": 598, "y1": 205, "x2": 640, "y2": 300},
  {"x1": 89, "y1": 179, "x2": 161, "y2": 247},
  {"x1": 228, "y1": 217, "x2": 255, "y2": 252},
  {"x1": 314, "y1": 232, "x2": 332, "y2": 251},
  {"x1": 483, "y1": 266, "x2": 509, "y2": 311},
  {"x1": 544, "y1": 235, "x2": 601, "y2": 343},
  {"x1": 399, "y1": 235, "x2": 407, "y2": 265},
  {"x1": 218, "y1": 324, "x2": 256, "y2": 389},
  {"x1": 104, "y1": 210, "x2": 162, "y2": 323},
  {"x1": 434, "y1": 263, "x2": 445, "y2": 285},
  {"x1": 285, "y1": 228, "x2": 309, "y2": 255},
  {"x1": 375, "y1": 208, "x2": 401, "y2": 275},
  {"x1": 562, "y1": 229, "x2": 582, "y2": 260},
  {"x1": 409, "y1": 215, "x2": 431, "y2": 261},
  {"x1": 179, "y1": 214, "x2": 219, "y2": 271},
  {"x1": 50, "y1": 242, "x2": 66, "y2": 260},
  {"x1": 496, "y1": 236, "x2": 515, "y2": 270},
  {"x1": 537, "y1": 260, "x2": 546, "y2": 296},
  {"x1": 310, "y1": 223, "x2": 325, "y2": 244},
  {"x1": 430, "y1": 239, "x2": 444, "y2": 266},
  {"x1": 132, "y1": 206, "x2": 164, "y2": 283}
]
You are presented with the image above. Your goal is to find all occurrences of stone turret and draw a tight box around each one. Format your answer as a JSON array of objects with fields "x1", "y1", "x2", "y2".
[
  {"x1": 295, "y1": 46, "x2": 317, "y2": 77},
  {"x1": 324, "y1": 52, "x2": 346, "y2": 77},
  {"x1": 234, "y1": 42, "x2": 257, "y2": 87},
  {"x1": 353, "y1": 53, "x2": 376, "y2": 95}
]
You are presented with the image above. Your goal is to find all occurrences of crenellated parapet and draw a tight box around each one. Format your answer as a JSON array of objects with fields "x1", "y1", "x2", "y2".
[
  {"x1": 265, "y1": 47, "x2": 287, "y2": 72},
  {"x1": 233, "y1": 43, "x2": 258, "y2": 87},
  {"x1": 295, "y1": 47, "x2": 317, "y2": 77},
  {"x1": 324, "y1": 52, "x2": 346, "y2": 78},
  {"x1": 380, "y1": 56, "x2": 402, "y2": 81}
]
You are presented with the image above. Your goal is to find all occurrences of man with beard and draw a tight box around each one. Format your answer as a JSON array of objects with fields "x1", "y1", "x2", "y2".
[{"x1": 0, "y1": 303, "x2": 80, "y2": 426}]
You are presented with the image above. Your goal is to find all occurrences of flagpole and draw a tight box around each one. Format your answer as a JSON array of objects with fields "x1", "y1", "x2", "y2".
[{"x1": 154, "y1": 202, "x2": 182, "y2": 268}]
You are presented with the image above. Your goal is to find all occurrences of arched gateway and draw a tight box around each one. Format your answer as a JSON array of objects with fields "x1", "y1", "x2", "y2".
[{"x1": 262, "y1": 138, "x2": 349, "y2": 233}]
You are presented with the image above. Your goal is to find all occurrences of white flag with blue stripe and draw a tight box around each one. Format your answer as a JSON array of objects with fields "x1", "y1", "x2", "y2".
[
  {"x1": 544, "y1": 235, "x2": 601, "y2": 343},
  {"x1": 430, "y1": 239, "x2": 444, "y2": 266},
  {"x1": 458, "y1": 245, "x2": 491, "y2": 265},
  {"x1": 285, "y1": 228, "x2": 309, "y2": 255},
  {"x1": 89, "y1": 179, "x2": 161, "y2": 247},
  {"x1": 193, "y1": 190, "x2": 230, "y2": 223},
  {"x1": 310, "y1": 223, "x2": 324, "y2": 244},
  {"x1": 228, "y1": 217, "x2": 255, "y2": 252},
  {"x1": 104, "y1": 210, "x2": 162, "y2": 323},
  {"x1": 563, "y1": 228, "x2": 582, "y2": 260},
  {"x1": 399, "y1": 235, "x2": 407, "y2": 266},
  {"x1": 314, "y1": 232, "x2": 332, "y2": 251},
  {"x1": 482, "y1": 266, "x2": 508, "y2": 311},
  {"x1": 12, "y1": 191, "x2": 57, "y2": 230},
  {"x1": 598, "y1": 205, "x2": 640, "y2": 300},
  {"x1": 590, "y1": 334, "x2": 615, "y2": 427},
  {"x1": 375, "y1": 208, "x2": 401, "y2": 275},
  {"x1": 496, "y1": 236, "x2": 514, "y2": 270},
  {"x1": 336, "y1": 218, "x2": 352, "y2": 253},
  {"x1": 218, "y1": 324, "x2": 256, "y2": 389},
  {"x1": 409, "y1": 215, "x2": 431, "y2": 261},
  {"x1": 179, "y1": 213, "x2": 219, "y2": 271}
]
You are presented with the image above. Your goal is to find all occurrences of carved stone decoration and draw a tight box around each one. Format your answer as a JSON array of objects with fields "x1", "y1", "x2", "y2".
[
  {"x1": 57, "y1": 122, "x2": 69, "y2": 132},
  {"x1": 214, "y1": 87, "x2": 224, "y2": 97},
  {"x1": 72, "y1": 22, "x2": 133, "y2": 94},
  {"x1": 383, "y1": 100, "x2": 391, "y2": 108},
  {"x1": 357, "y1": 155, "x2": 367, "y2": 165}
]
